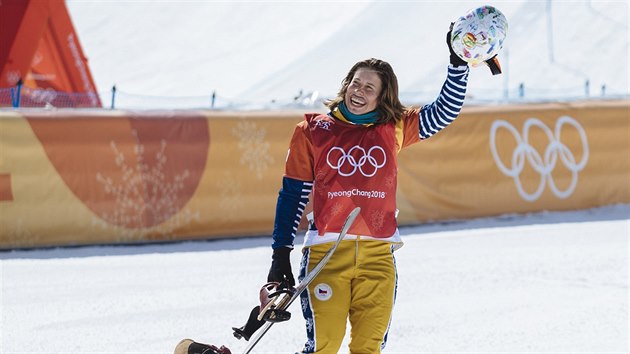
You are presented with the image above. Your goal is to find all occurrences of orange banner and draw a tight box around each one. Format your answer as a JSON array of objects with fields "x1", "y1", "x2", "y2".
[{"x1": 1, "y1": 100, "x2": 628, "y2": 249}]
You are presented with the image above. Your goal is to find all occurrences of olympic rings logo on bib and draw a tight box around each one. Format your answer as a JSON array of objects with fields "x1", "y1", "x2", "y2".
[
  {"x1": 326, "y1": 145, "x2": 386, "y2": 177},
  {"x1": 489, "y1": 116, "x2": 589, "y2": 202}
]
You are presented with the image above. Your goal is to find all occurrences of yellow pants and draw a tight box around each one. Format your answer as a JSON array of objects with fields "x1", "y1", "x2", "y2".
[{"x1": 298, "y1": 240, "x2": 398, "y2": 354}]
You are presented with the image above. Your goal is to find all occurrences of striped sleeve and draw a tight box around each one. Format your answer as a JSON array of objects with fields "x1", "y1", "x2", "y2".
[
  {"x1": 419, "y1": 65, "x2": 469, "y2": 139},
  {"x1": 271, "y1": 176, "x2": 313, "y2": 249}
]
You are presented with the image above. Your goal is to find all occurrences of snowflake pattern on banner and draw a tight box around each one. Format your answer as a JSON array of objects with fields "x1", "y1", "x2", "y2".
[
  {"x1": 93, "y1": 130, "x2": 199, "y2": 241},
  {"x1": 232, "y1": 121, "x2": 274, "y2": 180},
  {"x1": 217, "y1": 171, "x2": 243, "y2": 221}
]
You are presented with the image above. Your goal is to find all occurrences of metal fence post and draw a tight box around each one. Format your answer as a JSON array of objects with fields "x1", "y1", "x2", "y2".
[
  {"x1": 111, "y1": 85, "x2": 116, "y2": 109},
  {"x1": 585, "y1": 80, "x2": 590, "y2": 97},
  {"x1": 11, "y1": 79, "x2": 23, "y2": 107}
]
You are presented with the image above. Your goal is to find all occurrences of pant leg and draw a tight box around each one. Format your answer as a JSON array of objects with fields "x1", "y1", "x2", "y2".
[
  {"x1": 348, "y1": 241, "x2": 397, "y2": 354},
  {"x1": 299, "y1": 241, "x2": 354, "y2": 354}
]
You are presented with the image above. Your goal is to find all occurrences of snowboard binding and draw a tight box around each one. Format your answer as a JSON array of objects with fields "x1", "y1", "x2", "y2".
[
  {"x1": 232, "y1": 281, "x2": 296, "y2": 341},
  {"x1": 257, "y1": 281, "x2": 296, "y2": 322}
]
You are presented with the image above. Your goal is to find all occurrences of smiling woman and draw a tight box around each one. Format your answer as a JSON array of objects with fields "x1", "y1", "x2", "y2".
[
  {"x1": 343, "y1": 68, "x2": 382, "y2": 114},
  {"x1": 179, "y1": 40, "x2": 474, "y2": 349},
  {"x1": 262, "y1": 51, "x2": 470, "y2": 352},
  {"x1": 234, "y1": 25, "x2": 475, "y2": 354}
]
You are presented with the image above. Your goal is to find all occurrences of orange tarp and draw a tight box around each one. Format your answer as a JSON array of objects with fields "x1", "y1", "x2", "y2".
[{"x1": 0, "y1": 0, "x2": 100, "y2": 107}]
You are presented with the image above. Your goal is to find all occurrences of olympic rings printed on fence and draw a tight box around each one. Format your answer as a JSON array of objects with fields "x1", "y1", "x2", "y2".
[
  {"x1": 489, "y1": 116, "x2": 589, "y2": 202},
  {"x1": 326, "y1": 145, "x2": 387, "y2": 177}
]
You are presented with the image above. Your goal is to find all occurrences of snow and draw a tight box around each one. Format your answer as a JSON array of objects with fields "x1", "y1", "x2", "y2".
[
  {"x1": 2, "y1": 204, "x2": 628, "y2": 353},
  {"x1": 64, "y1": 0, "x2": 629, "y2": 108}
]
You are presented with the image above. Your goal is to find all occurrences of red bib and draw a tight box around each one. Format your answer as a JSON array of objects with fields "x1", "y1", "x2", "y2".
[{"x1": 285, "y1": 111, "x2": 421, "y2": 238}]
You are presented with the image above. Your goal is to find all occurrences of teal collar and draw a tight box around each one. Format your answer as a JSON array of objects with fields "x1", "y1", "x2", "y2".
[{"x1": 339, "y1": 101, "x2": 379, "y2": 124}]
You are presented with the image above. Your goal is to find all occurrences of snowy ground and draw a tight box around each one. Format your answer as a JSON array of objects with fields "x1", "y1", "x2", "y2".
[{"x1": 1, "y1": 205, "x2": 628, "y2": 354}]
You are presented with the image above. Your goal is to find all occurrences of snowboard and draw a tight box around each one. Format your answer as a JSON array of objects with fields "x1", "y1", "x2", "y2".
[{"x1": 175, "y1": 206, "x2": 361, "y2": 354}]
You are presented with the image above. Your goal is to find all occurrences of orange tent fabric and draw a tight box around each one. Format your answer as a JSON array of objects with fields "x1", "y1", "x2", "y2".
[{"x1": 0, "y1": 0, "x2": 100, "y2": 107}]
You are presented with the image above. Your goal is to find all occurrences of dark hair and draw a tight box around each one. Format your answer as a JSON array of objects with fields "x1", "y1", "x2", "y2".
[{"x1": 326, "y1": 58, "x2": 407, "y2": 124}]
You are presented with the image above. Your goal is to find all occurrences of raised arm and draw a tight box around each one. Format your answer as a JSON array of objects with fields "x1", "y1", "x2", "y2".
[{"x1": 419, "y1": 64, "x2": 469, "y2": 139}]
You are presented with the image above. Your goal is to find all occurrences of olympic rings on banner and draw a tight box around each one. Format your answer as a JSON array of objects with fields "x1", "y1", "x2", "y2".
[
  {"x1": 326, "y1": 145, "x2": 387, "y2": 177},
  {"x1": 489, "y1": 116, "x2": 589, "y2": 202}
]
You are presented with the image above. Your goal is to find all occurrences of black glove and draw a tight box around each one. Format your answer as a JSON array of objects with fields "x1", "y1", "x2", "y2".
[
  {"x1": 447, "y1": 22, "x2": 468, "y2": 67},
  {"x1": 267, "y1": 247, "x2": 295, "y2": 287}
]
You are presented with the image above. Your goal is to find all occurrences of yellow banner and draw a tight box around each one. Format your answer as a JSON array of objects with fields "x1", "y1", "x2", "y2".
[
  {"x1": 1, "y1": 101, "x2": 628, "y2": 249},
  {"x1": 397, "y1": 100, "x2": 630, "y2": 223}
]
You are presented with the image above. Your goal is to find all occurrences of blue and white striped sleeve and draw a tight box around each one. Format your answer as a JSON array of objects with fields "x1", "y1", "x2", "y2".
[
  {"x1": 271, "y1": 176, "x2": 313, "y2": 249},
  {"x1": 419, "y1": 65, "x2": 469, "y2": 139}
]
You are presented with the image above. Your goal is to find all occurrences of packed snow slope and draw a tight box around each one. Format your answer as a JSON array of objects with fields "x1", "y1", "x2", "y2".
[
  {"x1": 66, "y1": 0, "x2": 629, "y2": 106},
  {"x1": 1, "y1": 205, "x2": 628, "y2": 353}
]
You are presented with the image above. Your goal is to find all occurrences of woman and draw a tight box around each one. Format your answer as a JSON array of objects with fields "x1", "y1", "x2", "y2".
[
  {"x1": 175, "y1": 25, "x2": 489, "y2": 354},
  {"x1": 266, "y1": 27, "x2": 473, "y2": 353}
]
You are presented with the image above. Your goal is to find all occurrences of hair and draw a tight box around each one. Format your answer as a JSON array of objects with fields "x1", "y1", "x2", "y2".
[{"x1": 325, "y1": 58, "x2": 407, "y2": 124}]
